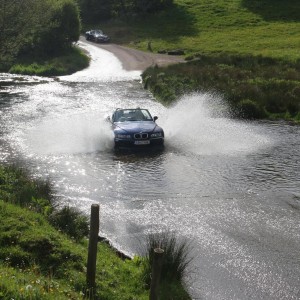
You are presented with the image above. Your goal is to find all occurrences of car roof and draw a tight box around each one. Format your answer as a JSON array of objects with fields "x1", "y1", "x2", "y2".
[{"x1": 115, "y1": 108, "x2": 147, "y2": 111}]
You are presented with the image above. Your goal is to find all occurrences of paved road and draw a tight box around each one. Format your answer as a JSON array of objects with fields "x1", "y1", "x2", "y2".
[{"x1": 79, "y1": 36, "x2": 185, "y2": 71}]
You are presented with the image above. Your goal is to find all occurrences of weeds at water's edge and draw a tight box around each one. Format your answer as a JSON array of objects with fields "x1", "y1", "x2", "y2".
[{"x1": 139, "y1": 231, "x2": 194, "y2": 299}]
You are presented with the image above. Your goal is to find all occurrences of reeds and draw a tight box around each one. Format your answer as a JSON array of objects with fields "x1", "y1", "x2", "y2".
[{"x1": 141, "y1": 231, "x2": 193, "y2": 299}]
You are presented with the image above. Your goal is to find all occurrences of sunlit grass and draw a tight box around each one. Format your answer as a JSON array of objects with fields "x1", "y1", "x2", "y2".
[
  {"x1": 9, "y1": 47, "x2": 89, "y2": 76},
  {"x1": 1, "y1": 164, "x2": 191, "y2": 298},
  {"x1": 0, "y1": 199, "x2": 149, "y2": 299},
  {"x1": 95, "y1": 0, "x2": 300, "y2": 61},
  {"x1": 0, "y1": 265, "x2": 84, "y2": 299}
]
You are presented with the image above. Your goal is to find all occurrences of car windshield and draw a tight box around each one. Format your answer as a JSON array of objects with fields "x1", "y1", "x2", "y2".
[
  {"x1": 113, "y1": 109, "x2": 153, "y2": 122},
  {"x1": 93, "y1": 30, "x2": 103, "y2": 35}
]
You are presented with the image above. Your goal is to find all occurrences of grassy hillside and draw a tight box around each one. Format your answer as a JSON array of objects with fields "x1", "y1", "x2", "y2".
[
  {"x1": 0, "y1": 165, "x2": 147, "y2": 299},
  {"x1": 96, "y1": 0, "x2": 300, "y2": 61},
  {"x1": 0, "y1": 165, "x2": 191, "y2": 299},
  {"x1": 93, "y1": 0, "x2": 300, "y2": 121},
  {"x1": 0, "y1": 201, "x2": 149, "y2": 299}
]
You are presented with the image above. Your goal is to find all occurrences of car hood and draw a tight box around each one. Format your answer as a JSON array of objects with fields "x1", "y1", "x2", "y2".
[
  {"x1": 95, "y1": 33, "x2": 108, "y2": 38},
  {"x1": 114, "y1": 121, "x2": 159, "y2": 133}
]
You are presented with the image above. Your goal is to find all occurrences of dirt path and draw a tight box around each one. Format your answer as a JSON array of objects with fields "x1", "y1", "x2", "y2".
[{"x1": 79, "y1": 36, "x2": 185, "y2": 71}]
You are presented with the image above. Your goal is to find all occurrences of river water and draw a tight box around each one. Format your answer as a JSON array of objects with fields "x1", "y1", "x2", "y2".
[{"x1": 1, "y1": 41, "x2": 300, "y2": 299}]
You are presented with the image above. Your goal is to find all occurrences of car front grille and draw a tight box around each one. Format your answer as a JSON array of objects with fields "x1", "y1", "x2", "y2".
[{"x1": 134, "y1": 133, "x2": 148, "y2": 139}]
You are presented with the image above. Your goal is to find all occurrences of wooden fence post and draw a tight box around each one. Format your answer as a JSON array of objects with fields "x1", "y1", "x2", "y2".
[
  {"x1": 86, "y1": 204, "x2": 100, "y2": 291},
  {"x1": 149, "y1": 248, "x2": 164, "y2": 300}
]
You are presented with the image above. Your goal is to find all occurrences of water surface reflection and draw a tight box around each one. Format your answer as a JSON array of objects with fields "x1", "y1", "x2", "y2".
[{"x1": 0, "y1": 43, "x2": 300, "y2": 299}]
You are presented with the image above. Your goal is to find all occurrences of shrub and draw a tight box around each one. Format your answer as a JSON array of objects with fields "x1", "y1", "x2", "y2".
[
  {"x1": 236, "y1": 99, "x2": 265, "y2": 119},
  {"x1": 0, "y1": 245, "x2": 31, "y2": 268},
  {"x1": 48, "y1": 206, "x2": 89, "y2": 241}
]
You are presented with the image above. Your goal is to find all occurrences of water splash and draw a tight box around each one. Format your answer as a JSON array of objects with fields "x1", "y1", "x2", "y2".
[
  {"x1": 23, "y1": 114, "x2": 113, "y2": 155},
  {"x1": 162, "y1": 93, "x2": 271, "y2": 155}
]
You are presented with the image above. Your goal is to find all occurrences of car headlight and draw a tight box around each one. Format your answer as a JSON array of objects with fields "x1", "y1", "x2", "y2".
[
  {"x1": 151, "y1": 132, "x2": 162, "y2": 138},
  {"x1": 115, "y1": 134, "x2": 131, "y2": 139}
]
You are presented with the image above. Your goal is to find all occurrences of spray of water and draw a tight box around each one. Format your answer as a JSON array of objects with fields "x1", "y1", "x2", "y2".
[
  {"x1": 161, "y1": 93, "x2": 270, "y2": 155},
  {"x1": 21, "y1": 92, "x2": 270, "y2": 156},
  {"x1": 23, "y1": 114, "x2": 113, "y2": 155}
]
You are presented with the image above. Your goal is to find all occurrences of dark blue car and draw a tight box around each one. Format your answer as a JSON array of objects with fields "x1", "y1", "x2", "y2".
[
  {"x1": 85, "y1": 29, "x2": 110, "y2": 43},
  {"x1": 108, "y1": 108, "x2": 164, "y2": 149}
]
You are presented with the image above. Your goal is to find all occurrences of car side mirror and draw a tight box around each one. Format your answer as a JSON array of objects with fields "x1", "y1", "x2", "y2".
[
  {"x1": 153, "y1": 116, "x2": 158, "y2": 121},
  {"x1": 106, "y1": 116, "x2": 111, "y2": 122}
]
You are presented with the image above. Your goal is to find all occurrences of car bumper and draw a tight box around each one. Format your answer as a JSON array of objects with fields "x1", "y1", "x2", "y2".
[
  {"x1": 115, "y1": 138, "x2": 164, "y2": 148},
  {"x1": 96, "y1": 38, "x2": 110, "y2": 43}
]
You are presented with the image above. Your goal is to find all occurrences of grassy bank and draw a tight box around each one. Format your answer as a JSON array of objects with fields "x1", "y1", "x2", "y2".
[
  {"x1": 0, "y1": 164, "x2": 191, "y2": 299},
  {"x1": 90, "y1": 0, "x2": 300, "y2": 121},
  {"x1": 0, "y1": 201, "x2": 148, "y2": 299},
  {"x1": 7, "y1": 46, "x2": 89, "y2": 77},
  {"x1": 142, "y1": 54, "x2": 300, "y2": 121},
  {"x1": 95, "y1": 0, "x2": 300, "y2": 61}
]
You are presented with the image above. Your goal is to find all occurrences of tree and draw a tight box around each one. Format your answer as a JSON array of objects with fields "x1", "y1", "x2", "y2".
[
  {"x1": 37, "y1": 0, "x2": 81, "y2": 55},
  {"x1": 132, "y1": 0, "x2": 173, "y2": 14},
  {"x1": 76, "y1": 0, "x2": 174, "y2": 22},
  {"x1": 0, "y1": 0, "x2": 43, "y2": 68},
  {"x1": 0, "y1": 0, "x2": 81, "y2": 69},
  {"x1": 76, "y1": 0, "x2": 113, "y2": 23}
]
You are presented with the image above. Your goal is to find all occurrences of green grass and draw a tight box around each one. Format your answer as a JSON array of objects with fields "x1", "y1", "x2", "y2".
[
  {"x1": 0, "y1": 164, "x2": 149, "y2": 299},
  {"x1": 94, "y1": 0, "x2": 300, "y2": 62},
  {"x1": 0, "y1": 201, "x2": 149, "y2": 299},
  {"x1": 9, "y1": 47, "x2": 90, "y2": 76},
  {"x1": 0, "y1": 164, "x2": 191, "y2": 299},
  {"x1": 0, "y1": 165, "x2": 53, "y2": 214}
]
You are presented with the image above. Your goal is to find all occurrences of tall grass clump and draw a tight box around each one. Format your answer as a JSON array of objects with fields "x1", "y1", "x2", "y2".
[
  {"x1": 141, "y1": 232, "x2": 193, "y2": 299},
  {"x1": 48, "y1": 206, "x2": 89, "y2": 241}
]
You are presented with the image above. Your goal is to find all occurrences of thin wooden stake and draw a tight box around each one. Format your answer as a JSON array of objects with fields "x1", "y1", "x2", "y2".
[
  {"x1": 86, "y1": 204, "x2": 100, "y2": 290},
  {"x1": 149, "y1": 248, "x2": 164, "y2": 300}
]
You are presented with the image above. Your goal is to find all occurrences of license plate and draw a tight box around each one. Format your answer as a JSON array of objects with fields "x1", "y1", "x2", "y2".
[{"x1": 134, "y1": 140, "x2": 150, "y2": 145}]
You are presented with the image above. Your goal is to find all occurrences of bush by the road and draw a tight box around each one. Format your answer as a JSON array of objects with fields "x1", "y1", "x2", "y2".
[{"x1": 141, "y1": 54, "x2": 300, "y2": 121}]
